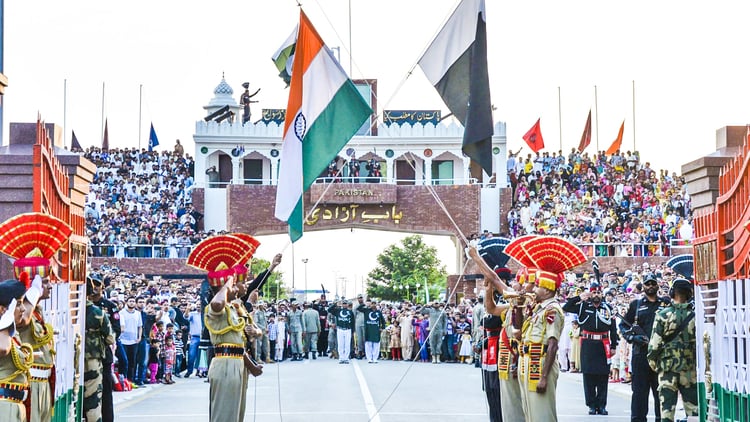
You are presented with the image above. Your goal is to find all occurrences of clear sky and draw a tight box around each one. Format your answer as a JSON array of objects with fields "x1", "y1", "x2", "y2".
[{"x1": 5, "y1": 1, "x2": 750, "y2": 293}]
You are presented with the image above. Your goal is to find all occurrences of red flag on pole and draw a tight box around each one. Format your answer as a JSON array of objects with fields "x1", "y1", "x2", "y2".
[
  {"x1": 522, "y1": 118, "x2": 544, "y2": 153},
  {"x1": 577, "y1": 110, "x2": 592, "y2": 152},
  {"x1": 605, "y1": 120, "x2": 625, "y2": 155},
  {"x1": 102, "y1": 119, "x2": 109, "y2": 150}
]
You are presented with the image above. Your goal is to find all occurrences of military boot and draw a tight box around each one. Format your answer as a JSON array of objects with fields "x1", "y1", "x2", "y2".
[
  {"x1": 312, "y1": 352, "x2": 317, "y2": 360},
  {"x1": 304, "y1": 352, "x2": 309, "y2": 359}
]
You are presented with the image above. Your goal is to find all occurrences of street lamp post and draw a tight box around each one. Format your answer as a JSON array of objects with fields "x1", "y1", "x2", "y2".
[{"x1": 302, "y1": 258, "x2": 309, "y2": 301}]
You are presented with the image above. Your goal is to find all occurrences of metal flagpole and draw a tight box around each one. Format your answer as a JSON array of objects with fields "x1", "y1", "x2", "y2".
[
  {"x1": 101, "y1": 82, "x2": 105, "y2": 141},
  {"x1": 63, "y1": 79, "x2": 67, "y2": 149},
  {"x1": 138, "y1": 84, "x2": 142, "y2": 150},
  {"x1": 348, "y1": 0, "x2": 353, "y2": 76},
  {"x1": 558, "y1": 86, "x2": 562, "y2": 152},
  {"x1": 632, "y1": 80, "x2": 636, "y2": 152},
  {"x1": 594, "y1": 85, "x2": 600, "y2": 153}
]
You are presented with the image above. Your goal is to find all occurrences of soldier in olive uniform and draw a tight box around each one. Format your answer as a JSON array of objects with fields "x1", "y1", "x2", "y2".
[
  {"x1": 647, "y1": 278, "x2": 698, "y2": 422},
  {"x1": 420, "y1": 303, "x2": 446, "y2": 363},
  {"x1": 301, "y1": 303, "x2": 320, "y2": 359},
  {"x1": 84, "y1": 275, "x2": 116, "y2": 422},
  {"x1": 287, "y1": 303, "x2": 303, "y2": 361},
  {"x1": 91, "y1": 275, "x2": 120, "y2": 422}
]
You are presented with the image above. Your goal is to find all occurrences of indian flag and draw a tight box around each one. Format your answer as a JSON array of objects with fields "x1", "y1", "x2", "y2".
[{"x1": 274, "y1": 11, "x2": 372, "y2": 242}]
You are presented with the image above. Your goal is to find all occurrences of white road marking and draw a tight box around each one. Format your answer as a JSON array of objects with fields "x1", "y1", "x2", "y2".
[{"x1": 352, "y1": 360, "x2": 381, "y2": 422}]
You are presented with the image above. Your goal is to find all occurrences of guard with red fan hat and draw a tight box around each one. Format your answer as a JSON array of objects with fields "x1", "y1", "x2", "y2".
[
  {"x1": 0, "y1": 278, "x2": 33, "y2": 422},
  {"x1": 563, "y1": 258, "x2": 619, "y2": 416},
  {"x1": 468, "y1": 236, "x2": 526, "y2": 422},
  {"x1": 0, "y1": 213, "x2": 72, "y2": 422},
  {"x1": 503, "y1": 235, "x2": 588, "y2": 422},
  {"x1": 186, "y1": 234, "x2": 262, "y2": 422}
]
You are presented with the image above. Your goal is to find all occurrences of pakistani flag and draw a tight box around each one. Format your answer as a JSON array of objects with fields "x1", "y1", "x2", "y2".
[
  {"x1": 418, "y1": 0, "x2": 493, "y2": 175},
  {"x1": 272, "y1": 25, "x2": 298, "y2": 87},
  {"x1": 274, "y1": 11, "x2": 372, "y2": 242}
]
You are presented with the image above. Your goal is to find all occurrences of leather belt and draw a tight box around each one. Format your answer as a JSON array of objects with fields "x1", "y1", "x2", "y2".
[
  {"x1": 214, "y1": 345, "x2": 244, "y2": 358},
  {"x1": 582, "y1": 331, "x2": 609, "y2": 340},
  {"x1": 0, "y1": 386, "x2": 28, "y2": 403}
]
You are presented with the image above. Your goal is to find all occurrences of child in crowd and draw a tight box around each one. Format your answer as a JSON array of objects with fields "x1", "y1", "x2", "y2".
[
  {"x1": 388, "y1": 321, "x2": 401, "y2": 361},
  {"x1": 275, "y1": 315, "x2": 287, "y2": 362},
  {"x1": 458, "y1": 324, "x2": 473, "y2": 363},
  {"x1": 267, "y1": 315, "x2": 277, "y2": 361},
  {"x1": 173, "y1": 331, "x2": 185, "y2": 377},
  {"x1": 163, "y1": 335, "x2": 176, "y2": 384},
  {"x1": 148, "y1": 338, "x2": 161, "y2": 384},
  {"x1": 570, "y1": 320, "x2": 581, "y2": 373}
]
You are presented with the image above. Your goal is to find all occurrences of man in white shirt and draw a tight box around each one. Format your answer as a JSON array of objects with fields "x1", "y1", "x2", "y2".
[{"x1": 118, "y1": 296, "x2": 143, "y2": 382}]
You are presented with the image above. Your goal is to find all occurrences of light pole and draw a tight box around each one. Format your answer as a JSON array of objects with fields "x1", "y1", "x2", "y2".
[{"x1": 302, "y1": 258, "x2": 309, "y2": 301}]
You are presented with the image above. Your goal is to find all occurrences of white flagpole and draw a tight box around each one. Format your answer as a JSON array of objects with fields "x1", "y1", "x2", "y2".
[{"x1": 138, "y1": 84, "x2": 143, "y2": 150}]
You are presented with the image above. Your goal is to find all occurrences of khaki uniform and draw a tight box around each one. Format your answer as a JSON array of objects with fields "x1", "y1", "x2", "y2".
[
  {"x1": 83, "y1": 300, "x2": 115, "y2": 422},
  {"x1": 499, "y1": 306, "x2": 525, "y2": 422},
  {"x1": 18, "y1": 309, "x2": 55, "y2": 422},
  {"x1": 518, "y1": 297, "x2": 563, "y2": 422},
  {"x1": 205, "y1": 304, "x2": 247, "y2": 422},
  {"x1": 647, "y1": 302, "x2": 698, "y2": 422},
  {"x1": 0, "y1": 336, "x2": 32, "y2": 422}
]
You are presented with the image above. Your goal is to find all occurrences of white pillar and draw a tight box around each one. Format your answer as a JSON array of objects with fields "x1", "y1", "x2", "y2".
[
  {"x1": 424, "y1": 158, "x2": 433, "y2": 185},
  {"x1": 233, "y1": 156, "x2": 242, "y2": 185},
  {"x1": 386, "y1": 158, "x2": 395, "y2": 183},
  {"x1": 463, "y1": 157, "x2": 471, "y2": 184}
]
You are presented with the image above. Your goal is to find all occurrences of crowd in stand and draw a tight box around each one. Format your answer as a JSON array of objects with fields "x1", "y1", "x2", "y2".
[
  {"x1": 506, "y1": 149, "x2": 693, "y2": 257},
  {"x1": 80, "y1": 146, "x2": 692, "y2": 258}
]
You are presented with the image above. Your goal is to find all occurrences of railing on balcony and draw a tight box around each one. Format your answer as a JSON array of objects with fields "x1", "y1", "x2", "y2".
[{"x1": 89, "y1": 239, "x2": 691, "y2": 260}]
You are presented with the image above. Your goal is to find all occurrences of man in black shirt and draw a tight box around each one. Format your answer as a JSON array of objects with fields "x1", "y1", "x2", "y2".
[
  {"x1": 563, "y1": 281, "x2": 619, "y2": 416},
  {"x1": 620, "y1": 274, "x2": 670, "y2": 422}
]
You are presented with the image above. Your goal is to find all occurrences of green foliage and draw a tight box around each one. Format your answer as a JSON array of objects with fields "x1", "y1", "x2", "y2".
[
  {"x1": 250, "y1": 258, "x2": 286, "y2": 301},
  {"x1": 366, "y1": 235, "x2": 447, "y2": 303}
]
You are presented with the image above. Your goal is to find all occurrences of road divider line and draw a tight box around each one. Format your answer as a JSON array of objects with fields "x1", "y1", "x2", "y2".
[{"x1": 352, "y1": 360, "x2": 381, "y2": 422}]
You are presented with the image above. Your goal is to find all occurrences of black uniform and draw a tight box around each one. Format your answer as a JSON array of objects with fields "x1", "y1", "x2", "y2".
[
  {"x1": 94, "y1": 296, "x2": 120, "y2": 422},
  {"x1": 480, "y1": 314, "x2": 503, "y2": 422},
  {"x1": 313, "y1": 302, "x2": 329, "y2": 356},
  {"x1": 562, "y1": 296, "x2": 618, "y2": 414},
  {"x1": 620, "y1": 296, "x2": 670, "y2": 422}
]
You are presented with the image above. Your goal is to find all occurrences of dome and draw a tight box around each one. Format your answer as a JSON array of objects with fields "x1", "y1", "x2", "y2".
[
  {"x1": 214, "y1": 78, "x2": 233, "y2": 96},
  {"x1": 205, "y1": 76, "x2": 239, "y2": 109}
]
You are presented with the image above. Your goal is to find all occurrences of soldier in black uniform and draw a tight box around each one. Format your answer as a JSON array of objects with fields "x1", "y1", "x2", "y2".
[
  {"x1": 562, "y1": 281, "x2": 619, "y2": 415},
  {"x1": 619, "y1": 274, "x2": 670, "y2": 422},
  {"x1": 313, "y1": 295, "x2": 329, "y2": 356},
  {"x1": 91, "y1": 273, "x2": 120, "y2": 422}
]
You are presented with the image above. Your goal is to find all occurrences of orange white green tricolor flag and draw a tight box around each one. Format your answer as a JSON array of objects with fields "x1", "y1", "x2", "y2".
[{"x1": 274, "y1": 11, "x2": 372, "y2": 242}]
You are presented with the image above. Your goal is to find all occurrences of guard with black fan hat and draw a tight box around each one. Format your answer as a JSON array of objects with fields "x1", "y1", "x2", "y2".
[
  {"x1": 562, "y1": 258, "x2": 619, "y2": 416},
  {"x1": 619, "y1": 265, "x2": 670, "y2": 422},
  {"x1": 468, "y1": 236, "x2": 526, "y2": 422},
  {"x1": 646, "y1": 254, "x2": 698, "y2": 422},
  {"x1": 0, "y1": 277, "x2": 33, "y2": 422}
]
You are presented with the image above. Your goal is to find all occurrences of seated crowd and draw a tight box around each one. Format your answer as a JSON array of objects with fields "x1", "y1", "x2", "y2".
[{"x1": 507, "y1": 149, "x2": 692, "y2": 256}]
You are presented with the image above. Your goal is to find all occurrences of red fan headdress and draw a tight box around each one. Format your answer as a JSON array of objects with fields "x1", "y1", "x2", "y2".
[
  {"x1": 505, "y1": 235, "x2": 586, "y2": 291},
  {"x1": 229, "y1": 233, "x2": 261, "y2": 283},
  {"x1": 186, "y1": 235, "x2": 256, "y2": 287},
  {"x1": 0, "y1": 212, "x2": 73, "y2": 280}
]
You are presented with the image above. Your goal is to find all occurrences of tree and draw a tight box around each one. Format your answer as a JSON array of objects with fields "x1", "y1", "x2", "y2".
[
  {"x1": 250, "y1": 257, "x2": 287, "y2": 301},
  {"x1": 366, "y1": 235, "x2": 447, "y2": 302}
]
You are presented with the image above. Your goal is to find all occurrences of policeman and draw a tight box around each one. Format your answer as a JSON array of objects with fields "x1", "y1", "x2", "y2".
[
  {"x1": 301, "y1": 302, "x2": 320, "y2": 359},
  {"x1": 84, "y1": 274, "x2": 116, "y2": 422},
  {"x1": 620, "y1": 274, "x2": 669, "y2": 422},
  {"x1": 313, "y1": 296, "x2": 329, "y2": 357},
  {"x1": 647, "y1": 278, "x2": 698, "y2": 422},
  {"x1": 563, "y1": 280, "x2": 619, "y2": 415}
]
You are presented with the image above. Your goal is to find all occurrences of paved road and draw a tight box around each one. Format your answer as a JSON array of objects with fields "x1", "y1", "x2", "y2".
[{"x1": 114, "y1": 358, "x2": 657, "y2": 421}]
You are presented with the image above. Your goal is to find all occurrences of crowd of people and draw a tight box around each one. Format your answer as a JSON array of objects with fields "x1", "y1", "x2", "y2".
[{"x1": 506, "y1": 149, "x2": 693, "y2": 257}]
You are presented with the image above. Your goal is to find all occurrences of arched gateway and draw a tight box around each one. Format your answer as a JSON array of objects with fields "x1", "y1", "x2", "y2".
[{"x1": 191, "y1": 77, "x2": 510, "y2": 296}]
